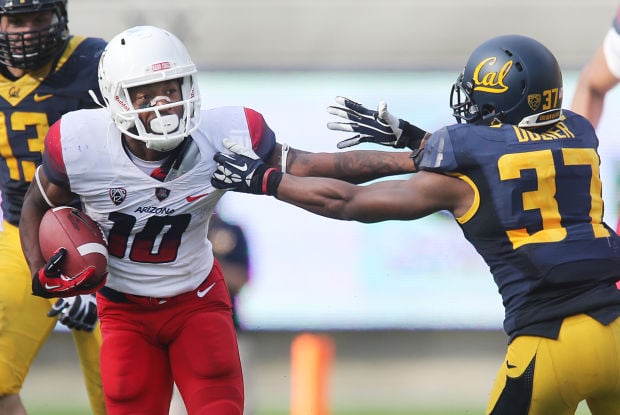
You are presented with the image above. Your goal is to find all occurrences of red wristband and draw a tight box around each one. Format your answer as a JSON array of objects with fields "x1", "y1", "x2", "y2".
[{"x1": 262, "y1": 168, "x2": 278, "y2": 194}]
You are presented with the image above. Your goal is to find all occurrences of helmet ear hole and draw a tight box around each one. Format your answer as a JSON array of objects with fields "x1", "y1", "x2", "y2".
[{"x1": 480, "y1": 105, "x2": 495, "y2": 117}]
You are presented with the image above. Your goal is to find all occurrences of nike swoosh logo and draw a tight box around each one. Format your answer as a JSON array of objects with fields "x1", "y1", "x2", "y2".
[
  {"x1": 45, "y1": 283, "x2": 62, "y2": 290},
  {"x1": 197, "y1": 282, "x2": 216, "y2": 298},
  {"x1": 222, "y1": 155, "x2": 248, "y2": 172},
  {"x1": 506, "y1": 361, "x2": 517, "y2": 369},
  {"x1": 34, "y1": 93, "x2": 54, "y2": 102},
  {"x1": 186, "y1": 193, "x2": 209, "y2": 202},
  {"x1": 229, "y1": 162, "x2": 248, "y2": 171}
]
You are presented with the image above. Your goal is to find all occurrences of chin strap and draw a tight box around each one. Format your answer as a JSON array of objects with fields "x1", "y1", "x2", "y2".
[{"x1": 87, "y1": 89, "x2": 105, "y2": 108}]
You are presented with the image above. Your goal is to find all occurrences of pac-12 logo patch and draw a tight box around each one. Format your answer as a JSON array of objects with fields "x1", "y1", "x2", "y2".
[
  {"x1": 527, "y1": 94, "x2": 541, "y2": 111},
  {"x1": 109, "y1": 188, "x2": 127, "y2": 205}
]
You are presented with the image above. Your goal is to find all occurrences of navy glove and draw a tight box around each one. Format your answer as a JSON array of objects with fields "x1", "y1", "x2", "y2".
[
  {"x1": 32, "y1": 247, "x2": 107, "y2": 299},
  {"x1": 48, "y1": 294, "x2": 98, "y2": 332},
  {"x1": 327, "y1": 96, "x2": 427, "y2": 150},
  {"x1": 211, "y1": 138, "x2": 282, "y2": 195}
]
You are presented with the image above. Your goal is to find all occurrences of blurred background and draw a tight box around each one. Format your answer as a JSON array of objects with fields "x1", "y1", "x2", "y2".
[
  {"x1": 22, "y1": 1, "x2": 620, "y2": 414},
  {"x1": 67, "y1": 0, "x2": 619, "y2": 71}
]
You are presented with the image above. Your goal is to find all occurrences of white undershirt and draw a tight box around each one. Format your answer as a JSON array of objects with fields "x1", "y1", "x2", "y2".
[
  {"x1": 603, "y1": 27, "x2": 620, "y2": 79},
  {"x1": 125, "y1": 150, "x2": 163, "y2": 176}
]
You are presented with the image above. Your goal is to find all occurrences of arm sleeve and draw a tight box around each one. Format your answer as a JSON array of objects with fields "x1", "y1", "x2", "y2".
[
  {"x1": 42, "y1": 119, "x2": 71, "y2": 190},
  {"x1": 418, "y1": 127, "x2": 459, "y2": 172},
  {"x1": 243, "y1": 107, "x2": 276, "y2": 160}
]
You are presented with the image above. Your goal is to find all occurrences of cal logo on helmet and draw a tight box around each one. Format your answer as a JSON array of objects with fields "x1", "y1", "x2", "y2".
[{"x1": 472, "y1": 57, "x2": 512, "y2": 94}]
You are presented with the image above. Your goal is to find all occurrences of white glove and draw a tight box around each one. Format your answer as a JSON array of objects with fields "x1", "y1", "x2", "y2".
[
  {"x1": 326, "y1": 96, "x2": 427, "y2": 150},
  {"x1": 377, "y1": 101, "x2": 404, "y2": 138},
  {"x1": 48, "y1": 294, "x2": 98, "y2": 332}
]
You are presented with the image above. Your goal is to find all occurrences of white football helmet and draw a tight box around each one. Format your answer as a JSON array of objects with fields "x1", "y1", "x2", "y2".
[{"x1": 98, "y1": 26, "x2": 201, "y2": 152}]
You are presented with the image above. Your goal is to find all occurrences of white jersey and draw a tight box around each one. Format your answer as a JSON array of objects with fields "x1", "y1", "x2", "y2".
[
  {"x1": 604, "y1": 9, "x2": 620, "y2": 79},
  {"x1": 44, "y1": 106, "x2": 275, "y2": 297}
]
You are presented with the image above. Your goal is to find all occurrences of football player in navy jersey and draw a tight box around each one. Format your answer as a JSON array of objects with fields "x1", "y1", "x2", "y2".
[
  {"x1": 212, "y1": 34, "x2": 620, "y2": 415},
  {"x1": 18, "y1": 26, "x2": 418, "y2": 414},
  {"x1": 207, "y1": 213, "x2": 255, "y2": 414},
  {"x1": 0, "y1": 1, "x2": 107, "y2": 414}
]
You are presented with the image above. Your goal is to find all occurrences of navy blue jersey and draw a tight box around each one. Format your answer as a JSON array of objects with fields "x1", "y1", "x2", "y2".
[
  {"x1": 0, "y1": 36, "x2": 105, "y2": 225},
  {"x1": 419, "y1": 110, "x2": 620, "y2": 340},
  {"x1": 208, "y1": 215, "x2": 249, "y2": 330}
]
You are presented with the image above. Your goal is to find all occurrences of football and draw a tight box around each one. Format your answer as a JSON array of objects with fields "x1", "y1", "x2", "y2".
[{"x1": 39, "y1": 206, "x2": 108, "y2": 280}]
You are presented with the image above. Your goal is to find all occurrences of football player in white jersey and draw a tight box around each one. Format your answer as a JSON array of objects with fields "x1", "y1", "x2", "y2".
[
  {"x1": 571, "y1": 5, "x2": 620, "y2": 232},
  {"x1": 572, "y1": 5, "x2": 620, "y2": 130},
  {"x1": 17, "y1": 26, "x2": 421, "y2": 415}
]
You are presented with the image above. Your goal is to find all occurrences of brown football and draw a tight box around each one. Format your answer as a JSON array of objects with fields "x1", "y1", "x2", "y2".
[{"x1": 39, "y1": 206, "x2": 108, "y2": 280}]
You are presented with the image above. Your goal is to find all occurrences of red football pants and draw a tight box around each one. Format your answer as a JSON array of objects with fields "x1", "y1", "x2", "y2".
[{"x1": 97, "y1": 263, "x2": 243, "y2": 415}]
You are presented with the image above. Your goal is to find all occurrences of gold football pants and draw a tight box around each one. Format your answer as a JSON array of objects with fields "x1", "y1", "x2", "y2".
[
  {"x1": 487, "y1": 313, "x2": 620, "y2": 415},
  {"x1": 0, "y1": 221, "x2": 106, "y2": 414}
]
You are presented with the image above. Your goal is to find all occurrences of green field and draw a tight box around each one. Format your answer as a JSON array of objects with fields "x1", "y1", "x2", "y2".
[
  {"x1": 23, "y1": 331, "x2": 595, "y2": 415},
  {"x1": 26, "y1": 405, "x2": 593, "y2": 415},
  {"x1": 27, "y1": 409, "x2": 479, "y2": 415}
]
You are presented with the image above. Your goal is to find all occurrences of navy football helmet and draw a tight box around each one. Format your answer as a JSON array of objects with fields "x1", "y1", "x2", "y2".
[
  {"x1": 450, "y1": 34, "x2": 563, "y2": 127},
  {"x1": 0, "y1": 0, "x2": 68, "y2": 69}
]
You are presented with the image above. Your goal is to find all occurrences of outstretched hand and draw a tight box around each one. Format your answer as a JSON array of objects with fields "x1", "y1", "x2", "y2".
[
  {"x1": 211, "y1": 138, "x2": 283, "y2": 195},
  {"x1": 326, "y1": 96, "x2": 427, "y2": 150}
]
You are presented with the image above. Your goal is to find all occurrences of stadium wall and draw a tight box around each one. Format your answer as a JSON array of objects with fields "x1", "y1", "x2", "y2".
[{"x1": 69, "y1": 0, "x2": 617, "y2": 70}]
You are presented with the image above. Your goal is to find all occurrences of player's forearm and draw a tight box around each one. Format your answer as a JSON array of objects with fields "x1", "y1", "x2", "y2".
[
  {"x1": 276, "y1": 174, "x2": 357, "y2": 220},
  {"x1": 571, "y1": 47, "x2": 618, "y2": 128},
  {"x1": 572, "y1": 86, "x2": 605, "y2": 128},
  {"x1": 285, "y1": 148, "x2": 415, "y2": 184},
  {"x1": 19, "y1": 184, "x2": 49, "y2": 274}
]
